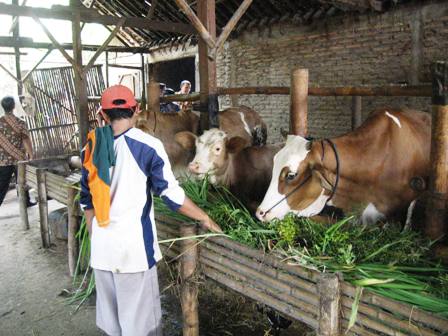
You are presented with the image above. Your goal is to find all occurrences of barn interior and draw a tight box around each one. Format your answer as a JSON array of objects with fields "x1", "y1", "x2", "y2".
[{"x1": 1, "y1": 0, "x2": 448, "y2": 335}]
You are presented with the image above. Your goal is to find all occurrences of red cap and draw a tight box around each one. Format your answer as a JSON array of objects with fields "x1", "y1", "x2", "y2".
[{"x1": 101, "y1": 85, "x2": 137, "y2": 110}]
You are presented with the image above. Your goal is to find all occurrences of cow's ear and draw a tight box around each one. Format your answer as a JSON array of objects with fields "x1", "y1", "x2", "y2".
[
  {"x1": 175, "y1": 131, "x2": 197, "y2": 150},
  {"x1": 226, "y1": 136, "x2": 249, "y2": 154},
  {"x1": 312, "y1": 169, "x2": 333, "y2": 192}
]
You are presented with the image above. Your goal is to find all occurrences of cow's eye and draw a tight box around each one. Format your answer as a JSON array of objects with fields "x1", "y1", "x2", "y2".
[
  {"x1": 215, "y1": 146, "x2": 221, "y2": 152},
  {"x1": 286, "y1": 172, "x2": 297, "y2": 181}
]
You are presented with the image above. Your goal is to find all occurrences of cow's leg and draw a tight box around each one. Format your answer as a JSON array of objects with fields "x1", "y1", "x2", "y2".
[{"x1": 404, "y1": 200, "x2": 417, "y2": 231}]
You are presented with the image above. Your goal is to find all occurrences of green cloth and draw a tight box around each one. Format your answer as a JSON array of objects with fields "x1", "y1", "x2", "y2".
[{"x1": 93, "y1": 125, "x2": 116, "y2": 185}]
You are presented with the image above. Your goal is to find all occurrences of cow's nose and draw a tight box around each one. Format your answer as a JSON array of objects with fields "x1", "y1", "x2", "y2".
[
  {"x1": 256, "y1": 208, "x2": 266, "y2": 221},
  {"x1": 188, "y1": 161, "x2": 200, "y2": 174}
]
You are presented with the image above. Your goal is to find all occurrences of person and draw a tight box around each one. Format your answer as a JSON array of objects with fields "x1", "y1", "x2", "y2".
[
  {"x1": 0, "y1": 96, "x2": 33, "y2": 206},
  {"x1": 159, "y1": 83, "x2": 180, "y2": 113},
  {"x1": 80, "y1": 85, "x2": 222, "y2": 336},
  {"x1": 176, "y1": 80, "x2": 192, "y2": 111}
]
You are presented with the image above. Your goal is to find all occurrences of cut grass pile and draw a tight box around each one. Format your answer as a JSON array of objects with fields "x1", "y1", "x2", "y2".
[{"x1": 155, "y1": 178, "x2": 448, "y2": 317}]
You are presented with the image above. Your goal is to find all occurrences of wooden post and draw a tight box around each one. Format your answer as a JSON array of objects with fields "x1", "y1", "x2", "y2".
[
  {"x1": 71, "y1": 0, "x2": 89, "y2": 148},
  {"x1": 141, "y1": 53, "x2": 146, "y2": 109},
  {"x1": 67, "y1": 186, "x2": 79, "y2": 276},
  {"x1": 317, "y1": 273, "x2": 340, "y2": 336},
  {"x1": 12, "y1": 0, "x2": 22, "y2": 95},
  {"x1": 180, "y1": 224, "x2": 199, "y2": 336},
  {"x1": 17, "y1": 162, "x2": 29, "y2": 230},
  {"x1": 105, "y1": 50, "x2": 109, "y2": 87},
  {"x1": 148, "y1": 80, "x2": 160, "y2": 114},
  {"x1": 36, "y1": 168, "x2": 50, "y2": 248},
  {"x1": 290, "y1": 68, "x2": 308, "y2": 136},
  {"x1": 425, "y1": 61, "x2": 448, "y2": 240},
  {"x1": 198, "y1": 0, "x2": 218, "y2": 131},
  {"x1": 351, "y1": 96, "x2": 362, "y2": 130}
]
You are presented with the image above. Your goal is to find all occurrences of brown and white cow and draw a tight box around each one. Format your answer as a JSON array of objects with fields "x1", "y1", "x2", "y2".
[
  {"x1": 176, "y1": 128, "x2": 282, "y2": 211},
  {"x1": 256, "y1": 107, "x2": 431, "y2": 224},
  {"x1": 140, "y1": 105, "x2": 267, "y2": 175}
]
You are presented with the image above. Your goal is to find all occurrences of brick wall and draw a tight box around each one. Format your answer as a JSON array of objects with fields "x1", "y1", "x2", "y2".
[{"x1": 216, "y1": 2, "x2": 448, "y2": 143}]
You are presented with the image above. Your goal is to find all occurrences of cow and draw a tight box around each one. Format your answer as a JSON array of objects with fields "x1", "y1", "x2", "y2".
[
  {"x1": 176, "y1": 128, "x2": 282, "y2": 211},
  {"x1": 256, "y1": 107, "x2": 431, "y2": 225},
  {"x1": 138, "y1": 105, "x2": 267, "y2": 175}
]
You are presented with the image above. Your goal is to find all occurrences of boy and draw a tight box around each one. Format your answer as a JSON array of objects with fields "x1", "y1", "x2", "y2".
[{"x1": 80, "y1": 85, "x2": 221, "y2": 336}]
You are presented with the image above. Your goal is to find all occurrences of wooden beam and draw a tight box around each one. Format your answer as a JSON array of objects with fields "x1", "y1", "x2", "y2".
[
  {"x1": 8, "y1": 0, "x2": 27, "y2": 34},
  {"x1": 33, "y1": 17, "x2": 81, "y2": 74},
  {"x1": 72, "y1": 1, "x2": 89, "y2": 148},
  {"x1": 174, "y1": 0, "x2": 216, "y2": 50},
  {"x1": 12, "y1": 0, "x2": 22, "y2": 95},
  {"x1": 147, "y1": 0, "x2": 158, "y2": 19},
  {"x1": 425, "y1": 61, "x2": 448, "y2": 241},
  {"x1": 22, "y1": 49, "x2": 52, "y2": 83},
  {"x1": 105, "y1": 50, "x2": 109, "y2": 87},
  {"x1": 0, "y1": 51, "x2": 27, "y2": 55},
  {"x1": 0, "y1": 3, "x2": 195, "y2": 34},
  {"x1": 83, "y1": 18, "x2": 125, "y2": 73},
  {"x1": 198, "y1": 0, "x2": 218, "y2": 130},
  {"x1": 80, "y1": 0, "x2": 95, "y2": 32},
  {"x1": 108, "y1": 64, "x2": 142, "y2": 70},
  {"x1": 210, "y1": 0, "x2": 253, "y2": 59},
  {"x1": 351, "y1": 96, "x2": 362, "y2": 130},
  {"x1": 0, "y1": 36, "x2": 150, "y2": 53}
]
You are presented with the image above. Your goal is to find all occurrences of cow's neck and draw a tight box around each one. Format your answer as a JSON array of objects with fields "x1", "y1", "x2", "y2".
[{"x1": 214, "y1": 154, "x2": 236, "y2": 187}]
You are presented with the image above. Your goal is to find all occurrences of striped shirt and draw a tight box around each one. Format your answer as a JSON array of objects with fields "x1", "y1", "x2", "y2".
[
  {"x1": 80, "y1": 127, "x2": 185, "y2": 273},
  {"x1": 0, "y1": 114, "x2": 29, "y2": 166}
]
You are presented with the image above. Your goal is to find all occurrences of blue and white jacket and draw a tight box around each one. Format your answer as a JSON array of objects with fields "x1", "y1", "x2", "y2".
[{"x1": 80, "y1": 127, "x2": 185, "y2": 273}]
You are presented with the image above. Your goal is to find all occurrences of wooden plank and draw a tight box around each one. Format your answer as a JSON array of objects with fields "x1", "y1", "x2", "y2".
[
  {"x1": 67, "y1": 187, "x2": 79, "y2": 276},
  {"x1": 36, "y1": 168, "x2": 50, "y2": 248},
  {"x1": 351, "y1": 96, "x2": 362, "y2": 130},
  {"x1": 0, "y1": 3, "x2": 195, "y2": 34},
  {"x1": 147, "y1": 0, "x2": 158, "y2": 19},
  {"x1": 12, "y1": 0, "x2": 22, "y2": 95}
]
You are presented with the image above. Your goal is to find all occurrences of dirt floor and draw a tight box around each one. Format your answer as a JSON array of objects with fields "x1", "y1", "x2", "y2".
[{"x1": 0, "y1": 189, "x2": 310, "y2": 336}]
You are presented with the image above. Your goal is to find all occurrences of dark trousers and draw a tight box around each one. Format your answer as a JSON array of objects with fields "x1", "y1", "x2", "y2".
[{"x1": 0, "y1": 165, "x2": 15, "y2": 207}]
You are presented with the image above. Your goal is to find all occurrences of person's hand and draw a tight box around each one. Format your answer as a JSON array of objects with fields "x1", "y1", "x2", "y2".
[{"x1": 200, "y1": 216, "x2": 223, "y2": 233}]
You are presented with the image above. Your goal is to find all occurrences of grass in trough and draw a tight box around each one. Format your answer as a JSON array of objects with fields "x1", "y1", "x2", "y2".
[{"x1": 155, "y1": 178, "x2": 448, "y2": 318}]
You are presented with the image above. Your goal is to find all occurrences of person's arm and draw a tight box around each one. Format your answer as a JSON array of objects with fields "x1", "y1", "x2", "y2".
[
  {"x1": 23, "y1": 136, "x2": 33, "y2": 160},
  {"x1": 148, "y1": 140, "x2": 222, "y2": 233},
  {"x1": 178, "y1": 197, "x2": 222, "y2": 233},
  {"x1": 84, "y1": 208, "x2": 95, "y2": 236}
]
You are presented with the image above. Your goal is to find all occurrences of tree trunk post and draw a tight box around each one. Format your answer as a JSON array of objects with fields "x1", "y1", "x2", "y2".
[
  {"x1": 351, "y1": 96, "x2": 362, "y2": 130},
  {"x1": 180, "y1": 223, "x2": 199, "y2": 336},
  {"x1": 425, "y1": 61, "x2": 448, "y2": 241},
  {"x1": 67, "y1": 186, "x2": 79, "y2": 276},
  {"x1": 317, "y1": 273, "x2": 340, "y2": 336},
  {"x1": 290, "y1": 68, "x2": 308, "y2": 136},
  {"x1": 36, "y1": 168, "x2": 50, "y2": 248}
]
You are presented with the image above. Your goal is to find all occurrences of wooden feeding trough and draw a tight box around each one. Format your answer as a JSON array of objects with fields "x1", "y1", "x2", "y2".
[{"x1": 156, "y1": 215, "x2": 448, "y2": 336}]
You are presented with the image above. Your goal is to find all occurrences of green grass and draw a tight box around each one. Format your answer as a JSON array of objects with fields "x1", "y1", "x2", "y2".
[{"x1": 155, "y1": 177, "x2": 448, "y2": 318}]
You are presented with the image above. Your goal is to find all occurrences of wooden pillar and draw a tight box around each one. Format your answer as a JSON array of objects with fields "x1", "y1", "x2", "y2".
[
  {"x1": 351, "y1": 96, "x2": 362, "y2": 130},
  {"x1": 410, "y1": 9, "x2": 423, "y2": 85},
  {"x1": 36, "y1": 168, "x2": 50, "y2": 248},
  {"x1": 198, "y1": 0, "x2": 219, "y2": 130},
  {"x1": 105, "y1": 50, "x2": 109, "y2": 87},
  {"x1": 148, "y1": 80, "x2": 160, "y2": 114},
  {"x1": 290, "y1": 68, "x2": 308, "y2": 136},
  {"x1": 141, "y1": 53, "x2": 147, "y2": 110},
  {"x1": 317, "y1": 273, "x2": 340, "y2": 336},
  {"x1": 71, "y1": 0, "x2": 89, "y2": 148},
  {"x1": 17, "y1": 162, "x2": 29, "y2": 230},
  {"x1": 12, "y1": 0, "x2": 22, "y2": 95},
  {"x1": 425, "y1": 61, "x2": 448, "y2": 240},
  {"x1": 67, "y1": 186, "x2": 79, "y2": 276},
  {"x1": 180, "y1": 224, "x2": 199, "y2": 336}
]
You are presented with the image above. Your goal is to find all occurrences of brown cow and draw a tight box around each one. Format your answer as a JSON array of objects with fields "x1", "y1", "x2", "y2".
[
  {"x1": 176, "y1": 128, "x2": 282, "y2": 211},
  {"x1": 256, "y1": 107, "x2": 431, "y2": 225},
  {"x1": 138, "y1": 106, "x2": 267, "y2": 175}
]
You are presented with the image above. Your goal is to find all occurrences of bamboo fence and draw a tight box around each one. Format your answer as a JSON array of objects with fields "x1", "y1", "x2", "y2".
[
  {"x1": 156, "y1": 215, "x2": 448, "y2": 336},
  {"x1": 23, "y1": 65, "x2": 104, "y2": 159}
]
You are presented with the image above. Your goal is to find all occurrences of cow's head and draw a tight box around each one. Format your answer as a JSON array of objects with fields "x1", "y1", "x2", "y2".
[
  {"x1": 256, "y1": 135, "x2": 333, "y2": 222},
  {"x1": 175, "y1": 128, "x2": 249, "y2": 183}
]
